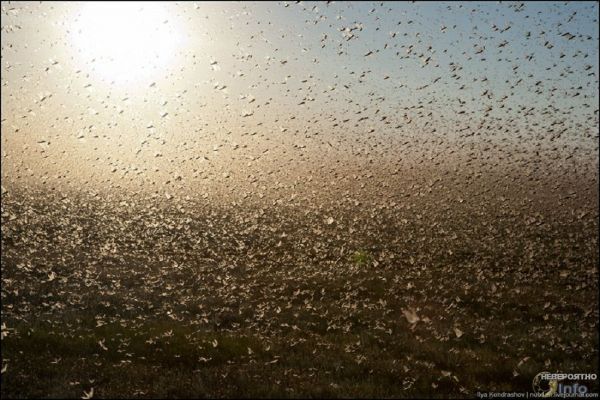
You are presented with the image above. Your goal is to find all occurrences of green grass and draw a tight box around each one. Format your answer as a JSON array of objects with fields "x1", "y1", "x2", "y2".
[{"x1": 350, "y1": 249, "x2": 373, "y2": 267}]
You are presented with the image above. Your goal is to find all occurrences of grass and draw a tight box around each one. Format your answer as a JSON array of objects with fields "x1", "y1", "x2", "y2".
[
  {"x1": 350, "y1": 250, "x2": 373, "y2": 268},
  {"x1": 1, "y1": 187, "x2": 598, "y2": 398},
  {"x1": 4, "y1": 314, "x2": 595, "y2": 398},
  {"x1": 0, "y1": 320, "x2": 537, "y2": 398}
]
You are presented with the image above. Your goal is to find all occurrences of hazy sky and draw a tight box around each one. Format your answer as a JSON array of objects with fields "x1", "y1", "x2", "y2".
[{"x1": 1, "y1": 1, "x2": 598, "y2": 194}]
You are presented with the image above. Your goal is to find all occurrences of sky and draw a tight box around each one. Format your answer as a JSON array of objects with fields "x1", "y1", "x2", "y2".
[{"x1": 1, "y1": 1, "x2": 598, "y2": 196}]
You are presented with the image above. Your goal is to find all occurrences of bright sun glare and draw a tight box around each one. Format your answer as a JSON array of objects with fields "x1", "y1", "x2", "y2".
[{"x1": 71, "y1": 2, "x2": 181, "y2": 84}]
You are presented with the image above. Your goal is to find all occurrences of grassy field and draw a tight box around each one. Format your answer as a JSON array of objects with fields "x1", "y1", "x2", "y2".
[{"x1": 1, "y1": 181, "x2": 598, "y2": 398}]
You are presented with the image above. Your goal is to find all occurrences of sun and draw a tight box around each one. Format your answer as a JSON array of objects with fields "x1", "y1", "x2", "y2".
[{"x1": 70, "y1": 2, "x2": 182, "y2": 85}]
